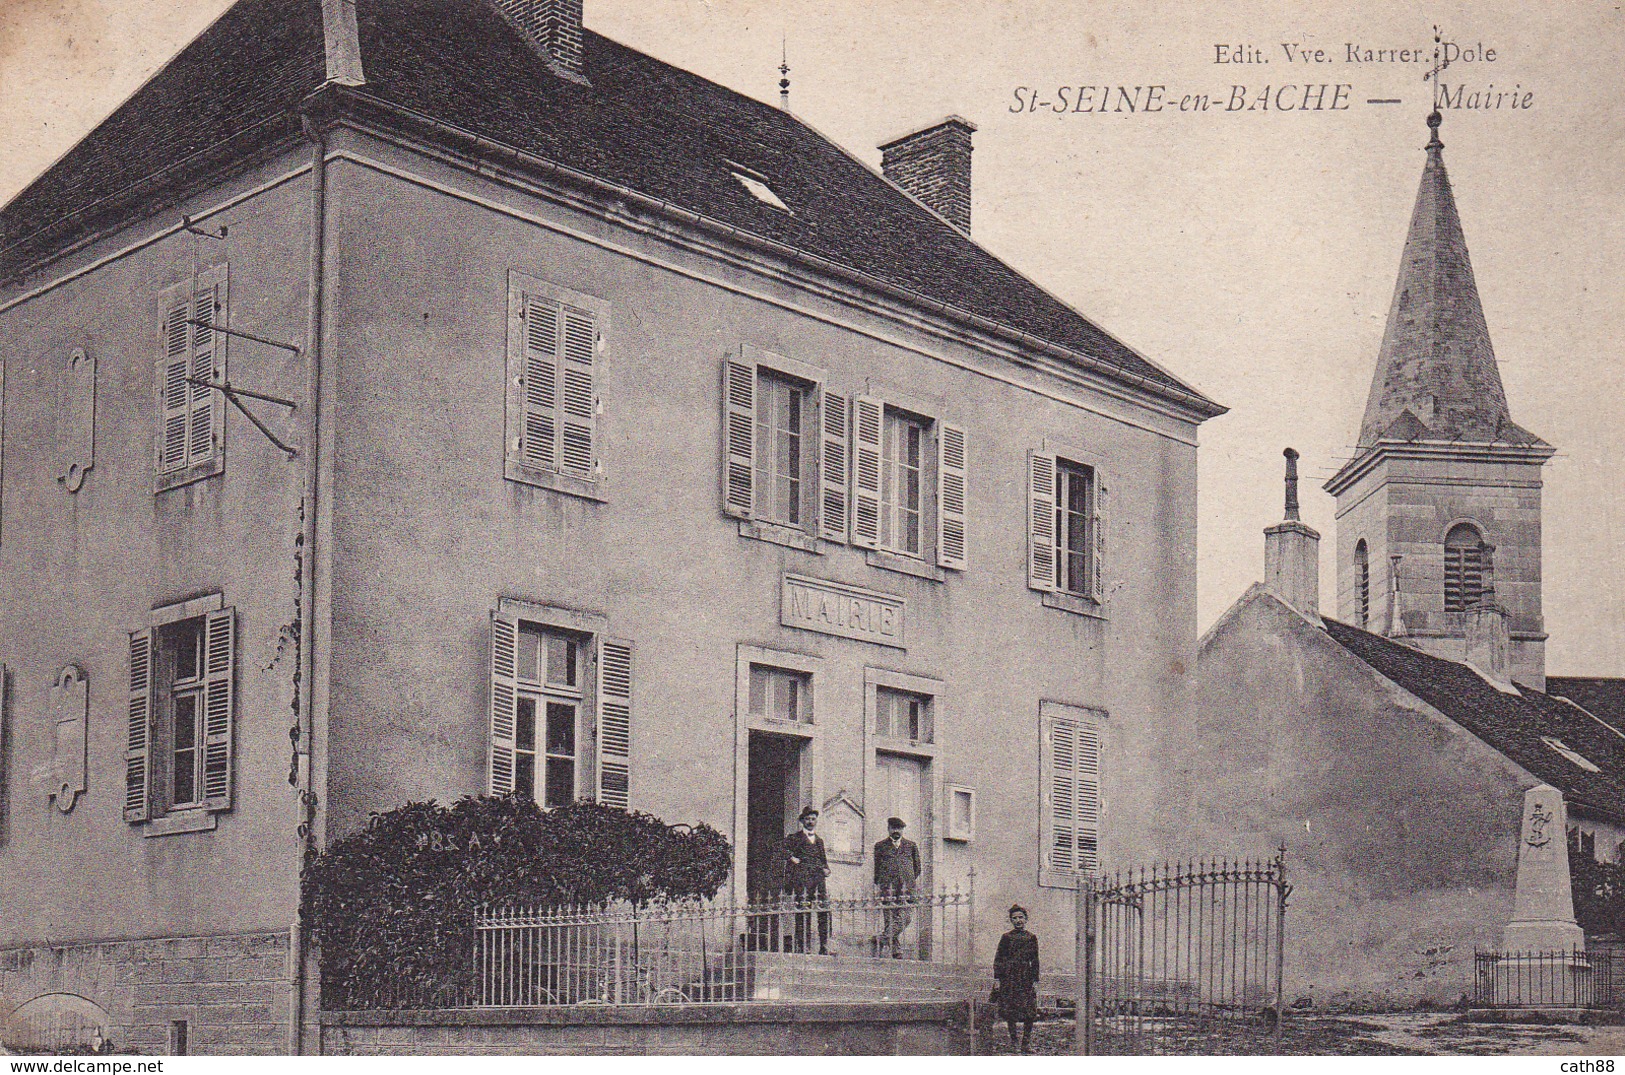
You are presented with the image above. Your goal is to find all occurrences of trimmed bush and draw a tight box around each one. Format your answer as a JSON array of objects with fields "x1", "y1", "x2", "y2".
[{"x1": 301, "y1": 796, "x2": 731, "y2": 1009}]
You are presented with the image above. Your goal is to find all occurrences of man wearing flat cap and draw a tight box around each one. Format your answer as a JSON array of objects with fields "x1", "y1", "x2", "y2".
[
  {"x1": 873, "y1": 816, "x2": 921, "y2": 957},
  {"x1": 781, "y1": 805, "x2": 831, "y2": 954}
]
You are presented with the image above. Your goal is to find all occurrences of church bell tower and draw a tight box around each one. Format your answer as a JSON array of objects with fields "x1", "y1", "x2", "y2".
[{"x1": 1324, "y1": 111, "x2": 1554, "y2": 687}]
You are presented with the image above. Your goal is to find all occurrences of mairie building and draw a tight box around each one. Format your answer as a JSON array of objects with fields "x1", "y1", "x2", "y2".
[{"x1": 0, "y1": 0, "x2": 1223, "y2": 1053}]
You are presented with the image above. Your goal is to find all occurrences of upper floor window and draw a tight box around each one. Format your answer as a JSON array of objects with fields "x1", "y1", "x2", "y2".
[
  {"x1": 127, "y1": 598, "x2": 236, "y2": 825},
  {"x1": 155, "y1": 267, "x2": 227, "y2": 492},
  {"x1": 754, "y1": 369, "x2": 812, "y2": 529},
  {"x1": 1444, "y1": 523, "x2": 1489, "y2": 612},
  {"x1": 490, "y1": 605, "x2": 632, "y2": 810},
  {"x1": 852, "y1": 396, "x2": 967, "y2": 572},
  {"x1": 880, "y1": 409, "x2": 926, "y2": 557},
  {"x1": 506, "y1": 272, "x2": 607, "y2": 500},
  {"x1": 1029, "y1": 450, "x2": 1106, "y2": 605},
  {"x1": 1355, "y1": 539, "x2": 1371, "y2": 628}
]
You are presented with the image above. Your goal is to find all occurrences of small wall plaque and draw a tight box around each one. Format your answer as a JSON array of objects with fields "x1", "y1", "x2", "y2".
[
  {"x1": 50, "y1": 665, "x2": 88, "y2": 813},
  {"x1": 58, "y1": 348, "x2": 96, "y2": 493}
]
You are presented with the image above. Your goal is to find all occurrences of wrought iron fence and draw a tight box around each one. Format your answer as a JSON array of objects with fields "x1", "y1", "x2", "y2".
[
  {"x1": 1079, "y1": 853, "x2": 1290, "y2": 1055},
  {"x1": 1474, "y1": 950, "x2": 1622, "y2": 1009},
  {"x1": 476, "y1": 886, "x2": 973, "y2": 1008}
]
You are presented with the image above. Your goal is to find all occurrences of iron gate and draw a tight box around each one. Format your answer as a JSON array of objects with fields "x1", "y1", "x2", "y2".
[{"x1": 1078, "y1": 852, "x2": 1290, "y2": 1055}]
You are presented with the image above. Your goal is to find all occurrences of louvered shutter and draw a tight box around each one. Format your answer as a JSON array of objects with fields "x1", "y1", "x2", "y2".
[
  {"x1": 1048, "y1": 716, "x2": 1077, "y2": 870},
  {"x1": 125, "y1": 629, "x2": 153, "y2": 822},
  {"x1": 722, "y1": 356, "x2": 756, "y2": 518},
  {"x1": 818, "y1": 388, "x2": 849, "y2": 542},
  {"x1": 200, "y1": 607, "x2": 235, "y2": 811},
  {"x1": 1028, "y1": 451, "x2": 1058, "y2": 591},
  {"x1": 188, "y1": 277, "x2": 225, "y2": 467},
  {"x1": 520, "y1": 297, "x2": 560, "y2": 472},
  {"x1": 597, "y1": 638, "x2": 632, "y2": 809},
  {"x1": 1091, "y1": 473, "x2": 1108, "y2": 603},
  {"x1": 558, "y1": 304, "x2": 597, "y2": 477},
  {"x1": 936, "y1": 422, "x2": 968, "y2": 570},
  {"x1": 1076, "y1": 717, "x2": 1101, "y2": 872},
  {"x1": 158, "y1": 296, "x2": 191, "y2": 473},
  {"x1": 851, "y1": 396, "x2": 884, "y2": 548},
  {"x1": 489, "y1": 611, "x2": 520, "y2": 796}
]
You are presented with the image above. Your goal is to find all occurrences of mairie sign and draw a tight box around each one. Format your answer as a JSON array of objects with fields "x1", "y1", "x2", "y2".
[{"x1": 780, "y1": 574, "x2": 905, "y2": 648}]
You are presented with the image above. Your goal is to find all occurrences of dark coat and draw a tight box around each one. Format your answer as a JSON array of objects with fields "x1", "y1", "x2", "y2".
[
  {"x1": 873, "y1": 835, "x2": 921, "y2": 889},
  {"x1": 994, "y1": 928, "x2": 1041, "y2": 1022},
  {"x1": 780, "y1": 829, "x2": 829, "y2": 894}
]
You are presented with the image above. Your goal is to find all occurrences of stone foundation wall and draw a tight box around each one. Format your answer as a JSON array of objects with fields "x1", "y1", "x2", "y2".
[
  {"x1": 0, "y1": 932, "x2": 290, "y2": 1055},
  {"x1": 321, "y1": 1001, "x2": 974, "y2": 1055}
]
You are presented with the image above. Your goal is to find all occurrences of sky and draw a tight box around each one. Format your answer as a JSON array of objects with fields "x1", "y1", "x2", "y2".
[{"x1": 2, "y1": 0, "x2": 1622, "y2": 674}]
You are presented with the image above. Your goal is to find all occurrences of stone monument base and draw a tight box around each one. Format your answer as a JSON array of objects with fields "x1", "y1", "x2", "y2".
[{"x1": 1485, "y1": 952, "x2": 1593, "y2": 1009}]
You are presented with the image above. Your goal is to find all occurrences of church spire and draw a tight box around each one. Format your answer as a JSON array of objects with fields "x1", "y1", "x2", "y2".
[{"x1": 1355, "y1": 110, "x2": 1543, "y2": 450}]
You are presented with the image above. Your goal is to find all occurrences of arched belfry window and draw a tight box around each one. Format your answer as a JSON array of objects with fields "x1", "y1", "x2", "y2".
[
  {"x1": 1355, "y1": 540, "x2": 1370, "y2": 628},
  {"x1": 1444, "y1": 523, "x2": 1489, "y2": 612}
]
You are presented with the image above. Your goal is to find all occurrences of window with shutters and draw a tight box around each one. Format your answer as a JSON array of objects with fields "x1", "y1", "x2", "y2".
[
  {"x1": 505, "y1": 271, "x2": 609, "y2": 501},
  {"x1": 754, "y1": 369, "x2": 812, "y2": 529},
  {"x1": 490, "y1": 602, "x2": 631, "y2": 810},
  {"x1": 1355, "y1": 539, "x2": 1371, "y2": 628},
  {"x1": 880, "y1": 410, "x2": 926, "y2": 557},
  {"x1": 1040, "y1": 700, "x2": 1102, "y2": 886},
  {"x1": 851, "y1": 394, "x2": 967, "y2": 578},
  {"x1": 1028, "y1": 448, "x2": 1106, "y2": 615},
  {"x1": 155, "y1": 268, "x2": 227, "y2": 493},
  {"x1": 1444, "y1": 523, "x2": 1490, "y2": 612},
  {"x1": 126, "y1": 596, "x2": 235, "y2": 831}
]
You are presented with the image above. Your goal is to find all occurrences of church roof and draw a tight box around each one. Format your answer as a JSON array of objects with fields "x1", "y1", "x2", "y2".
[
  {"x1": 0, "y1": 0, "x2": 1221, "y2": 416},
  {"x1": 1324, "y1": 618, "x2": 1625, "y2": 822},
  {"x1": 1548, "y1": 678, "x2": 1625, "y2": 735},
  {"x1": 1355, "y1": 112, "x2": 1544, "y2": 450}
]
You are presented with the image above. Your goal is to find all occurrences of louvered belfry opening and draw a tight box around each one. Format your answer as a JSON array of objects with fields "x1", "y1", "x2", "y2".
[
  {"x1": 491, "y1": 0, "x2": 584, "y2": 74},
  {"x1": 1356, "y1": 539, "x2": 1371, "y2": 628},
  {"x1": 1444, "y1": 523, "x2": 1490, "y2": 612}
]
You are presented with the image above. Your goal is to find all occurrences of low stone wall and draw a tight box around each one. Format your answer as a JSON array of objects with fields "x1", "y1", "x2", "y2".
[
  {"x1": 0, "y1": 932, "x2": 290, "y2": 1055},
  {"x1": 321, "y1": 1001, "x2": 975, "y2": 1055}
]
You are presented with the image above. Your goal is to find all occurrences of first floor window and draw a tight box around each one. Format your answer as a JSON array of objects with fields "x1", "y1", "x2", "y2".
[
  {"x1": 1055, "y1": 460, "x2": 1094, "y2": 596},
  {"x1": 881, "y1": 409, "x2": 925, "y2": 556},
  {"x1": 516, "y1": 624, "x2": 583, "y2": 808},
  {"x1": 1041, "y1": 700, "x2": 1101, "y2": 878},
  {"x1": 126, "y1": 602, "x2": 236, "y2": 823},
  {"x1": 156, "y1": 267, "x2": 228, "y2": 489},
  {"x1": 754, "y1": 369, "x2": 811, "y2": 528}
]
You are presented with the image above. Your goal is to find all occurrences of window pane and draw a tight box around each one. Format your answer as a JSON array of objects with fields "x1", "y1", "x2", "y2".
[
  {"x1": 175, "y1": 622, "x2": 201, "y2": 681},
  {"x1": 516, "y1": 697, "x2": 536, "y2": 752},
  {"x1": 545, "y1": 633, "x2": 576, "y2": 687},
  {"x1": 174, "y1": 694, "x2": 197, "y2": 805},
  {"x1": 775, "y1": 674, "x2": 798, "y2": 722},
  {"x1": 517, "y1": 627, "x2": 541, "y2": 683},
  {"x1": 545, "y1": 758, "x2": 574, "y2": 808},
  {"x1": 873, "y1": 690, "x2": 891, "y2": 737},
  {"x1": 749, "y1": 666, "x2": 768, "y2": 716},
  {"x1": 174, "y1": 695, "x2": 197, "y2": 750},
  {"x1": 515, "y1": 754, "x2": 535, "y2": 801},
  {"x1": 546, "y1": 701, "x2": 576, "y2": 755}
]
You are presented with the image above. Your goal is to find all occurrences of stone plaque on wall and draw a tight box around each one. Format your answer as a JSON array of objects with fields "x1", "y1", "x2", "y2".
[
  {"x1": 57, "y1": 348, "x2": 96, "y2": 493},
  {"x1": 50, "y1": 665, "x2": 87, "y2": 813},
  {"x1": 781, "y1": 574, "x2": 905, "y2": 648}
]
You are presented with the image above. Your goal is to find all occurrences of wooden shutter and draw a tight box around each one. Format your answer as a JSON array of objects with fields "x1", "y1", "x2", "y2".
[
  {"x1": 850, "y1": 396, "x2": 884, "y2": 548},
  {"x1": 1076, "y1": 717, "x2": 1101, "y2": 872},
  {"x1": 1047, "y1": 715, "x2": 1077, "y2": 870},
  {"x1": 489, "y1": 611, "x2": 520, "y2": 796},
  {"x1": 125, "y1": 629, "x2": 153, "y2": 822},
  {"x1": 597, "y1": 638, "x2": 632, "y2": 809},
  {"x1": 521, "y1": 297, "x2": 560, "y2": 472},
  {"x1": 188, "y1": 273, "x2": 226, "y2": 468},
  {"x1": 558, "y1": 304, "x2": 597, "y2": 477},
  {"x1": 722, "y1": 356, "x2": 756, "y2": 518},
  {"x1": 1091, "y1": 473, "x2": 1108, "y2": 603},
  {"x1": 158, "y1": 294, "x2": 192, "y2": 473},
  {"x1": 200, "y1": 607, "x2": 235, "y2": 811},
  {"x1": 1028, "y1": 451, "x2": 1058, "y2": 592},
  {"x1": 936, "y1": 422, "x2": 968, "y2": 570},
  {"x1": 818, "y1": 388, "x2": 849, "y2": 542}
]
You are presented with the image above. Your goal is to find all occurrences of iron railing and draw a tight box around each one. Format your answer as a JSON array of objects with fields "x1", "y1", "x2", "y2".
[
  {"x1": 475, "y1": 887, "x2": 973, "y2": 1007},
  {"x1": 1079, "y1": 854, "x2": 1290, "y2": 1055},
  {"x1": 1474, "y1": 950, "x2": 1622, "y2": 1009}
]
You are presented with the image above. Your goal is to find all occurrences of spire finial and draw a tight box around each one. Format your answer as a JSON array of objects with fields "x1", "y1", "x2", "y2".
[
  {"x1": 1426, "y1": 108, "x2": 1443, "y2": 151},
  {"x1": 1283, "y1": 447, "x2": 1301, "y2": 522},
  {"x1": 779, "y1": 36, "x2": 790, "y2": 111},
  {"x1": 1424, "y1": 26, "x2": 1445, "y2": 150}
]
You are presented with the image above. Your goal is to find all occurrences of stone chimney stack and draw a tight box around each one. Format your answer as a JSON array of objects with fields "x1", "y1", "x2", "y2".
[
  {"x1": 495, "y1": 0, "x2": 586, "y2": 80},
  {"x1": 1465, "y1": 602, "x2": 1513, "y2": 686},
  {"x1": 1264, "y1": 448, "x2": 1321, "y2": 622},
  {"x1": 879, "y1": 117, "x2": 976, "y2": 233}
]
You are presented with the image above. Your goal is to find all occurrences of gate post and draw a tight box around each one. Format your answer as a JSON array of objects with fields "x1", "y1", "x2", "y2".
[{"x1": 1075, "y1": 874, "x2": 1097, "y2": 1056}]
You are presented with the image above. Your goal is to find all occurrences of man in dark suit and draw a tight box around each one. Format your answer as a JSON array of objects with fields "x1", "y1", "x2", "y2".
[
  {"x1": 873, "y1": 816, "x2": 921, "y2": 957},
  {"x1": 780, "y1": 805, "x2": 831, "y2": 954}
]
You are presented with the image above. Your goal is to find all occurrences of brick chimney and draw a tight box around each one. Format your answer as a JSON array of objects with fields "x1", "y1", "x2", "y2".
[
  {"x1": 1264, "y1": 448, "x2": 1321, "y2": 622},
  {"x1": 1464, "y1": 602, "x2": 1513, "y2": 687},
  {"x1": 879, "y1": 117, "x2": 976, "y2": 233},
  {"x1": 494, "y1": 0, "x2": 586, "y2": 81}
]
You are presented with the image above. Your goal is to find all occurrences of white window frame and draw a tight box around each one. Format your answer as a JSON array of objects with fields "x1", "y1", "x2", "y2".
[
  {"x1": 1039, "y1": 699, "x2": 1104, "y2": 887},
  {"x1": 945, "y1": 784, "x2": 975, "y2": 842},
  {"x1": 1030, "y1": 440, "x2": 1108, "y2": 618},
  {"x1": 505, "y1": 271, "x2": 610, "y2": 502},
  {"x1": 852, "y1": 385, "x2": 965, "y2": 579},
  {"x1": 723, "y1": 346, "x2": 839, "y2": 553}
]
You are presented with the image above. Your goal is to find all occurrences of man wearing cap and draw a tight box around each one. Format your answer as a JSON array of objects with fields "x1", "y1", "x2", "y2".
[
  {"x1": 873, "y1": 817, "x2": 921, "y2": 957},
  {"x1": 781, "y1": 806, "x2": 831, "y2": 954}
]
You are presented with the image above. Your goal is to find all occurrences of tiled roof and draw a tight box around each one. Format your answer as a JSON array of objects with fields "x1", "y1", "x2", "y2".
[
  {"x1": 0, "y1": 0, "x2": 1220, "y2": 412},
  {"x1": 1549, "y1": 678, "x2": 1625, "y2": 736},
  {"x1": 1323, "y1": 618, "x2": 1625, "y2": 822}
]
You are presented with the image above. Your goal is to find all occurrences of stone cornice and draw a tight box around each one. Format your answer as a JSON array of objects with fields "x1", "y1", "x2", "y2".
[{"x1": 1324, "y1": 438, "x2": 1556, "y2": 497}]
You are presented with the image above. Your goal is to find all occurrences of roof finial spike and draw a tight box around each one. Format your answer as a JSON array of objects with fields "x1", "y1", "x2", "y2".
[
  {"x1": 1425, "y1": 25, "x2": 1445, "y2": 151},
  {"x1": 778, "y1": 36, "x2": 791, "y2": 111},
  {"x1": 1283, "y1": 447, "x2": 1301, "y2": 522},
  {"x1": 1426, "y1": 107, "x2": 1443, "y2": 151}
]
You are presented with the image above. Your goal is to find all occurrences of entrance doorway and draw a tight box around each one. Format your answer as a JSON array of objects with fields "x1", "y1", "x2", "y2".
[
  {"x1": 873, "y1": 751, "x2": 931, "y2": 885},
  {"x1": 746, "y1": 730, "x2": 809, "y2": 901}
]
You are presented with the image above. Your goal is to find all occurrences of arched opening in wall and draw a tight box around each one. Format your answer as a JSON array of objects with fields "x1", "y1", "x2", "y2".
[
  {"x1": 1355, "y1": 539, "x2": 1370, "y2": 628},
  {"x1": 3, "y1": 993, "x2": 112, "y2": 1053},
  {"x1": 1444, "y1": 523, "x2": 1489, "y2": 612}
]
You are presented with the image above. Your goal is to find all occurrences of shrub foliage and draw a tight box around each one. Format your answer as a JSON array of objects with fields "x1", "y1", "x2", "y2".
[
  {"x1": 1570, "y1": 831, "x2": 1625, "y2": 939},
  {"x1": 302, "y1": 796, "x2": 732, "y2": 1009}
]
